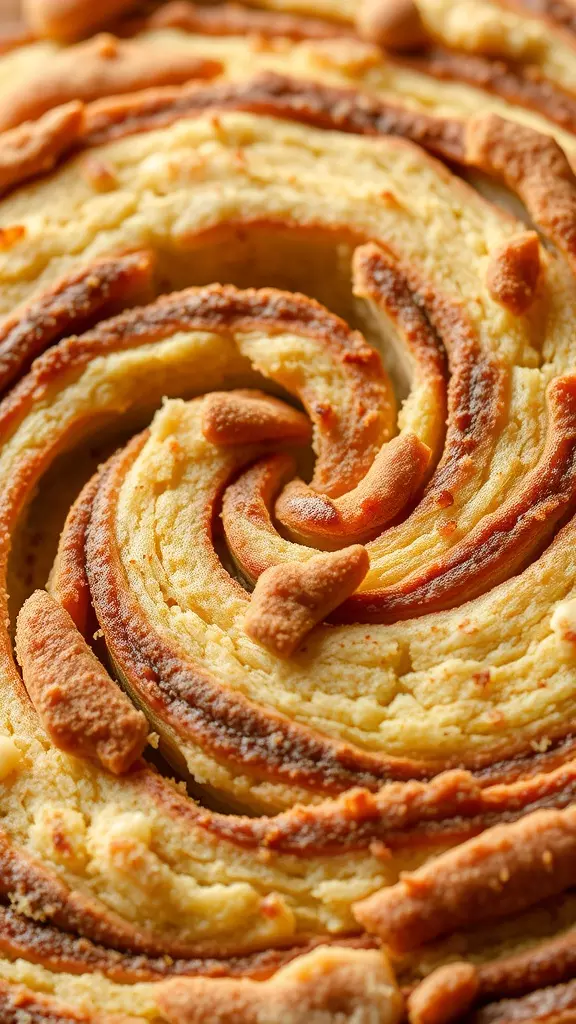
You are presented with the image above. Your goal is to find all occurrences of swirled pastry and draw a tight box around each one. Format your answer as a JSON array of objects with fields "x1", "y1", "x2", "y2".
[{"x1": 0, "y1": 2, "x2": 574, "y2": 1023}]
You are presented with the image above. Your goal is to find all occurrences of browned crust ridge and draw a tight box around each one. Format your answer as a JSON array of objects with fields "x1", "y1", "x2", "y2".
[
  {"x1": 0, "y1": 33, "x2": 222, "y2": 133},
  {"x1": 0, "y1": 101, "x2": 84, "y2": 198},
  {"x1": 15, "y1": 589, "x2": 149, "y2": 774},
  {"x1": 146, "y1": 1, "x2": 353, "y2": 42},
  {"x1": 354, "y1": 804, "x2": 576, "y2": 952},
  {"x1": 0, "y1": 904, "x2": 373, "y2": 985},
  {"x1": 0, "y1": 249, "x2": 154, "y2": 394},
  {"x1": 23, "y1": 0, "x2": 138, "y2": 42},
  {"x1": 4, "y1": 271, "x2": 573, "y2": 788},
  {"x1": 0, "y1": 57, "x2": 574, "y2": 1024},
  {"x1": 0, "y1": 977, "x2": 134, "y2": 1024},
  {"x1": 4, "y1": 72, "x2": 575, "y2": 227}
]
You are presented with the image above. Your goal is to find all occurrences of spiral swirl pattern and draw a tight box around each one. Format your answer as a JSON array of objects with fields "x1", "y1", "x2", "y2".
[{"x1": 0, "y1": 3, "x2": 575, "y2": 1023}]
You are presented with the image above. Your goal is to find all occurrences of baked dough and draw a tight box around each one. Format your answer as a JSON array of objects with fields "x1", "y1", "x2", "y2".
[{"x1": 0, "y1": 2, "x2": 573, "y2": 1023}]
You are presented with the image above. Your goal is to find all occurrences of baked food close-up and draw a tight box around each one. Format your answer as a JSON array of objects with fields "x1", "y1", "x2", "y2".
[{"x1": 1, "y1": 1, "x2": 576, "y2": 1022}]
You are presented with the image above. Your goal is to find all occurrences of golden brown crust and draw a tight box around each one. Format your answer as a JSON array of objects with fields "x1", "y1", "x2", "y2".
[
  {"x1": 473, "y1": 978, "x2": 576, "y2": 1024},
  {"x1": 356, "y1": 0, "x2": 428, "y2": 51},
  {"x1": 244, "y1": 545, "x2": 370, "y2": 657},
  {"x1": 0, "y1": 249, "x2": 154, "y2": 394},
  {"x1": 502, "y1": 0, "x2": 576, "y2": 37},
  {"x1": 0, "y1": 905, "x2": 374, "y2": 985},
  {"x1": 80, "y1": 73, "x2": 467, "y2": 159},
  {"x1": 477, "y1": 927, "x2": 576, "y2": 1003},
  {"x1": 0, "y1": 63, "x2": 574, "y2": 1020},
  {"x1": 0, "y1": 101, "x2": 83, "y2": 197},
  {"x1": 275, "y1": 433, "x2": 431, "y2": 549},
  {"x1": 396, "y1": 48, "x2": 576, "y2": 136},
  {"x1": 22, "y1": 0, "x2": 138, "y2": 41},
  {"x1": 0, "y1": 979, "x2": 135, "y2": 1023},
  {"x1": 352, "y1": 243, "x2": 448, "y2": 398},
  {"x1": 48, "y1": 471, "x2": 104, "y2": 636},
  {"x1": 464, "y1": 114, "x2": 576, "y2": 271},
  {"x1": 147, "y1": 1, "x2": 352, "y2": 42},
  {"x1": 156, "y1": 946, "x2": 403, "y2": 1024},
  {"x1": 15, "y1": 589, "x2": 149, "y2": 774},
  {"x1": 353, "y1": 805, "x2": 576, "y2": 953},
  {"x1": 407, "y1": 963, "x2": 479, "y2": 1024},
  {"x1": 202, "y1": 389, "x2": 312, "y2": 447},
  {"x1": 192, "y1": 762, "x2": 576, "y2": 855},
  {"x1": 485, "y1": 231, "x2": 541, "y2": 316},
  {"x1": 0, "y1": 33, "x2": 222, "y2": 133}
]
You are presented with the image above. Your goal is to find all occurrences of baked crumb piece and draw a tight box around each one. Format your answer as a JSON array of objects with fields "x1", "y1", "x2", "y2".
[
  {"x1": 15, "y1": 590, "x2": 148, "y2": 774},
  {"x1": 202, "y1": 389, "x2": 311, "y2": 446},
  {"x1": 244, "y1": 546, "x2": 369, "y2": 657},
  {"x1": 486, "y1": 231, "x2": 541, "y2": 316},
  {"x1": 407, "y1": 963, "x2": 479, "y2": 1024}
]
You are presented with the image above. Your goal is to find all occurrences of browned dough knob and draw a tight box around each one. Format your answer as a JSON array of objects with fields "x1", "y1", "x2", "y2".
[
  {"x1": 22, "y1": 0, "x2": 138, "y2": 41},
  {"x1": 356, "y1": 0, "x2": 429, "y2": 51}
]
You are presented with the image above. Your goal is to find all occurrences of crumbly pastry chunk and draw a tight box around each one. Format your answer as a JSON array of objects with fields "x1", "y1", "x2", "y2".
[{"x1": 0, "y1": 1, "x2": 574, "y2": 1023}]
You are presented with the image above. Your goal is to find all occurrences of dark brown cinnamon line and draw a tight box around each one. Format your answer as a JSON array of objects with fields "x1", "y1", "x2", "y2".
[
  {"x1": 81, "y1": 71, "x2": 466, "y2": 158},
  {"x1": 191, "y1": 765, "x2": 576, "y2": 854},
  {"x1": 48, "y1": 471, "x2": 101, "y2": 636},
  {"x1": 353, "y1": 242, "x2": 449, "y2": 389},
  {"x1": 473, "y1": 977, "x2": 576, "y2": 1024},
  {"x1": 464, "y1": 113, "x2": 576, "y2": 272},
  {"x1": 349, "y1": 241, "x2": 503, "y2": 520},
  {"x1": 145, "y1": 1, "x2": 353, "y2": 41},
  {"x1": 0, "y1": 904, "x2": 371, "y2": 984},
  {"x1": 335, "y1": 374, "x2": 576, "y2": 623},
  {"x1": 395, "y1": 47, "x2": 576, "y2": 136},
  {"x1": 0, "y1": 250, "x2": 154, "y2": 395},
  {"x1": 1, "y1": 271, "x2": 569, "y2": 790},
  {"x1": 87, "y1": 435, "x2": 432, "y2": 796},
  {"x1": 145, "y1": 751, "x2": 576, "y2": 857},
  {"x1": 0, "y1": 979, "x2": 118, "y2": 1024},
  {"x1": 353, "y1": 804, "x2": 576, "y2": 953},
  {"x1": 477, "y1": 925, "x2": 576, "y2": 1003},
  {"x1": 0, "y1": 34, "x2": 222, "y2": 133}
]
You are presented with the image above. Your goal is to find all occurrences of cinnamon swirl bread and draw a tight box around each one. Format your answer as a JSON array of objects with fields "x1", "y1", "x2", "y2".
[{"x1": 0, "y1": 2, "x2": 574, "y2": 1023}]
